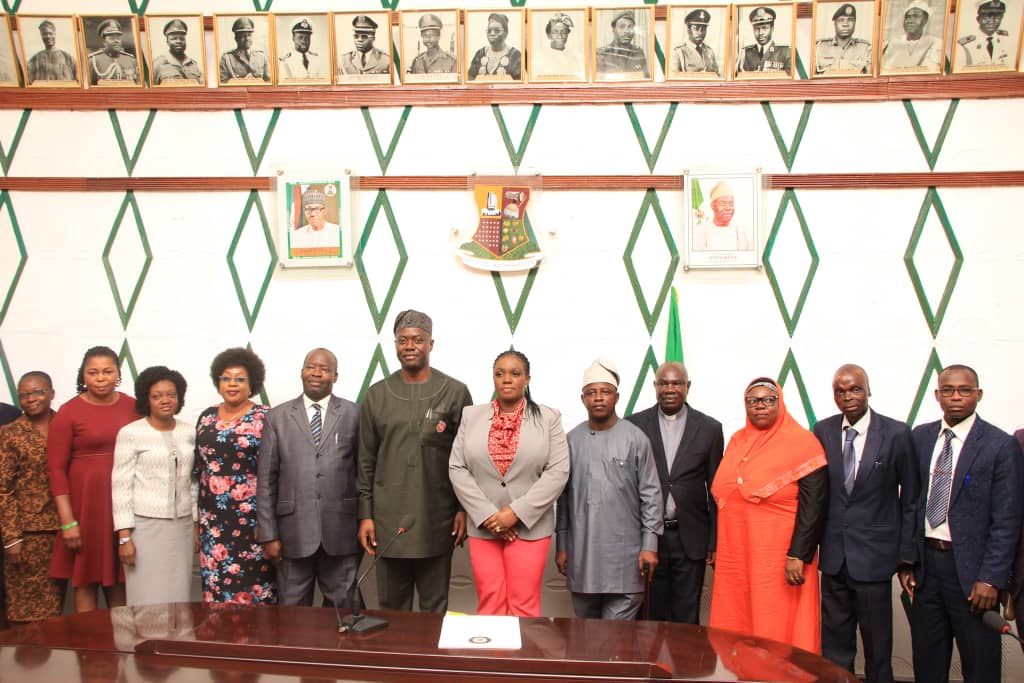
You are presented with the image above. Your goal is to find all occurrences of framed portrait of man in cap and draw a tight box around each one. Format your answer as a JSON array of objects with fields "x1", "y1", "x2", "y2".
[
  {"x1": 734, "y1": 3, "x2": 797, "y2": 79},
  {"x1": 666, "y1": 5, "x2": 730, "y2": 80},
  {"x1": 0, "y1": 16, "x2": 19, "y2": 86},
  {"x1": 274, "y1": 13, "x2": 331, "y2": 85},
  {"x1": 952, "y1": 0, "x2": 1022, "y2": 72},
  {"x1": 464, "y1": 9, "x2": 525, "y2": 83},
  {"x1": 214, "y1": 13, "x2": 273, "y2": 86},
  {"x1": 276, "y1": 170, "x2": 353, "y2": 268},
  {"x1": 144, "y1": 15, "x2": 206, "y2": 87},
  {"x1": 592, "y1": 6, "x2": 654, "y2": 82},
  {"x1": 527, "y1": 9, "x2": 588, "y2": 83},
  {"x1": 811, "y1": 1, "x2": 878, "y2": 77},
  {"x1": 18, "y1": 15, "x2": 82, "y2": 87},
  {"x1": 78, "y1": 15, "x2": 142, "y2": 88},
  {"x1": 333, "y1": 11, "x2": 393, "y2": 85},
  {"x1": 400, "y1": 9, "x2": 460, "y2": 84},
  {"x1": 684, "y1": 171, "x2": 762, "y2": 269},
  {"x1": 879, "y1": 0, "x2": 950, "y2": 75}
]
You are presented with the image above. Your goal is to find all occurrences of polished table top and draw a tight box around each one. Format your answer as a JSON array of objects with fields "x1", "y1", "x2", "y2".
[{"x1": 0, "y1": 603, "x2": 857, "y2": 682}]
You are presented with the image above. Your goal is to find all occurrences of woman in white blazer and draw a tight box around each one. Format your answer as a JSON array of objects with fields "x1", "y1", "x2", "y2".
[{"x1": 449, "y1": 350, "x2": 569, "y2": 616}]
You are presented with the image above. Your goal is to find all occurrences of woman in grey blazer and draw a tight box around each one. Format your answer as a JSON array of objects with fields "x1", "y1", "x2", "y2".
[{"x1": 449, "y1": 350, "x2": 569, "y2": 616}]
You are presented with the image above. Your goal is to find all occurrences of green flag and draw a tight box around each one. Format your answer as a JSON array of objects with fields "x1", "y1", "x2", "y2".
[{"x1": 665, "y1": 287, "x2": 683, "y2": 363}]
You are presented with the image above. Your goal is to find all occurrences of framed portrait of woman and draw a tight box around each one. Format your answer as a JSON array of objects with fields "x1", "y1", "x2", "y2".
[
  {"x1": 879, "y1": 0, "x2": 950, "y2": 75},
  {"x1": 79, "y1": 15, "x2": 143, "y2": 88},
  {"x1": 666, "y1": 5, "x2": 730, "y2": 81},
  {"x1": 334, "y1": 11, "x2": 394, "y2": 85},
  {"x1": 214, "y1": 13, "x2": 274, "y2": 86},
  {"x1": 18, "y1": 15, "x2": 82, "y2": 87},
  {"x1": 464, "y1": 9, "x2": 525, "y2": 83},
  {"x1": 811, "y1": 1, "x2": 878, "y2": 77},
  {"x1": 400, "y1": 9, "x2": 460, "y2": 84},
  {"x1": 527, "y1": 9, "x2": 588, "y2": 83},
  {"x1": 592, "y1": 7, "x2": 654, "y2": 82},
  {"x1": 733, "y1": 3, "x2": 797, "y2": 80},
  {"x1": 951, "y1": 0, "x2": 1022, "y2": 73},
  {"x1": 145, "y1": 15, "x2": 206, "y2": 87}
]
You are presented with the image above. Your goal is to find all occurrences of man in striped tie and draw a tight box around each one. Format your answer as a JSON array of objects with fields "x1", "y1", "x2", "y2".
[{"x1": 898, "y1": 364, "x2": 1022, "y2": 683}]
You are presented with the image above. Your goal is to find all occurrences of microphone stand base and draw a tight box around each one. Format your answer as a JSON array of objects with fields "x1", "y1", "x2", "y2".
[{"x1": 340, "y1": 613, "x2": 389, "y2": 635}]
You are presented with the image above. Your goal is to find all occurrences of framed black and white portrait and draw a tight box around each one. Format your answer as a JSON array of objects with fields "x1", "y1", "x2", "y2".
[
  {"x1": 684, "y1": 171, "x2": 762, "y2": 270},
  {"x1": 274, "y1": 13, "x2": 332, "y2": 85},
  {"x1": 400, "y1": 9, "x2": 460, "y2": 84},
  {"x1": 145, "y1": 15, "x2": 206, "y2": 87},
  {"x1": 592, "y1": 7, "x2": 654, "y2": 82},
  {"x1": 879, "y1": 0, "x2": 950, "y2": 75},
  {"x1": 79, "y1": 15, "x2": 143, "y2": 88},
  {"x1": 214, "y1": 13, "x2": 274, "y2": 86},
  {"x1": 0, "y1": 16, "x2": 19, "y2": 86},
  {"x1": 951, "y1": 0, "x2": 1022, "y2": 73},
  {"x1": 811, "y1": 1, "x2": 878, "y2": 77},
  {"x1": 464, "y1": 9, "x2": 525, "y2": 83},
  {"x1": 527, "y1": 9, "x2": 588, "y2": 83},
  {"x1": 19, "y1": 15, "x2": 81, "y2": 87},
  {"x1": 334, "y1": 11, "x2": 394, "y2": 85},
  {"x1": 666, "y1": 5, "x2": 730, "y2": 81},
  {"x1": 734, "y1": 3, "x2": 797, "y2": 80}
]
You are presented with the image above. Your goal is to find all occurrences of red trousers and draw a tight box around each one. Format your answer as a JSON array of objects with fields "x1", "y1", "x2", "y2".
[{"x1": 468, "y1": 536, "x2": 550, "y2": 617}]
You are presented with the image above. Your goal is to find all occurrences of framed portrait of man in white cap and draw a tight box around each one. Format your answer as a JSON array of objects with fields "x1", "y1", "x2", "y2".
[
  {"x1": 951, "y1": 0, "x2": 1022, "y2": 72},
  {"x1": 334, "y1": 11, "x2": 393, "y2": 85},
  {"x1": 144, "y1": 15, "x2": 206, "y2": 87},
  {"x1": 666, "y1": 5, "x2": 731, "y2": 81},
  {"x1": 592, "y1": 6, "x2": 654, "y2": 82},
  {"x1": 18, "y1": 15, "x2": 82, "y2": 87},
  {"x1": 0, "y1": 16, "x2": 19, "y2": 86},
  {"x1": 214, "y1": 13, "x2": 274, "y2": 86},
  {"x1": 78, "y1": 14, "x2": 142, "y2": 88},
  {"x1": 879, "y1": 0, "x2": 950, "y2": 75},
  {"x1": 733, "y1": 3, "x2": 797, "y2": 80},
  {"x1": 527, "y1": 8, "x2": 588, "y2": 83},
  {"x1": 684, "y1": 171, "x2": 762, "y2": 269},
  {"x1": 274, "y1": 13, "x2": 331, "y2": 85},
  {"x1": 811, "y1": 0, "x2": 878, "y2": 77},
  {"x1": 400, "y1": 9, "x2": 460, "y2": 84},
  {"x1": 276, "y1": 170, "x2": 354, "y2": 268}
]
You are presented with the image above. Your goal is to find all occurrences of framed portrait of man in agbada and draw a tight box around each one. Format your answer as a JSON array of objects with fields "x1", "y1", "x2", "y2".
[
  {"x1": 276, "y1": 171, "x2": 353, "y2": 269},
  {"x1": 592, "y1": 7, "x2": 654, "y2": 82},
  {"x1": 951, "y1": 0, "x2": 1022, "y2": 73},
  {"x1": 734, "y1": 3, "x2": 797, "y2": 80},
  {"x1": 666, "y1": 5, "x2": 730, "y2": 81},
  {"x1": 527, "y1": 8, "x2": 588, "y2": 83},
  {"x1": 19, "y1": 15, "x2": 82, "y2": 87},
  {"x1": 145, "y1": 15, "x2": 206, "y2": 87},
  {"x1": 464, "y1": 9, "x2": 525, "y2": 83},
  {"x1": 334, "y1": 11, "x2": 394, "y2": 85},
  {"x1": 811, "y1": 0, "x2": 879, "y2": 77},
  {"x1": 684, "y1": 171, "x2": 762, "y2": 269},
  {"x1": 879, "y1": 0, "x2": 950, "y2": 75}
]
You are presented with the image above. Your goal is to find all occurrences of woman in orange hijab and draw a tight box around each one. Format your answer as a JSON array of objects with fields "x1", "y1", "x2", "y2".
[{"x1": 710, "y1": 378, "x2": 828, "y2": 653}]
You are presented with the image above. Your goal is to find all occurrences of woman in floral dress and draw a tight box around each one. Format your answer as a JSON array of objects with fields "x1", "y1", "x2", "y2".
[{"x1": 194, "y1": 347, "x2": 275, "y2": 604}]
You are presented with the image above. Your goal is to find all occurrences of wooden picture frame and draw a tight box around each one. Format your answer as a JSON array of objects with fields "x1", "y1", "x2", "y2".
[
  {"x1": 400, "y1": 9, "x2": 460, "y2": 84},
  {"x1": 666, "y1": 5, "x2": 731, "y2": 81},
  {"x1": 951, "y1": 0, "x2": 1022, "y2": 73},
  {"x1": 592, "y1": 7, "x2": 654, "y2": 82},
  {"x1": 0, "y1": 15, "x2": 19, "y2": 86},
  {"x1": 79, "y1": 15, "x2": 143, "y2": 88},
  {"x1": 333, "y1": 11, "x2": 394, "y2": 85},
  {"x1": 214, "y1": 13, "x2": 274, "y2": 86},
  {"x1": 19, "y1": 15, "x2": 82, "y2": 87},
  {"x1": 879, "y1": 0, "x2": 950, "y2": 75},
  {"x1": 811, "y1": 1, "x2": 879, "y2": 77},
  {"x1": 734, "y1": 3, "x2": 797, "y2": 80},
  {"x1": 464, "y1": 9, "x2": 525, "y2": 83},
  {"x1": 274, "y1": 13, "x2": 332, "y2": 85},
  {"x1": 144, "y1": 15, "x2": 206, "y2": 87},
  {"x1": 527, "y1": 9, "x2": 589, "y2": 83}
]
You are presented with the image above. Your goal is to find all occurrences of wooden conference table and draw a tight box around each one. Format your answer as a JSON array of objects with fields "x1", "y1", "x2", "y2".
[{"x1": 0, "y1": 603, "x2": 857, "y2": 682}]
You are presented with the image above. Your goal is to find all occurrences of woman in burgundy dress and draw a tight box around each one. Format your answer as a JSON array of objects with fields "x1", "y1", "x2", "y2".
[{"x1": 47, "y1": 346, "x2": 138, "y2": 612}]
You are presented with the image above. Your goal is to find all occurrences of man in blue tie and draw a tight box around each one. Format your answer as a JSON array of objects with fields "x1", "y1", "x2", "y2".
[
  {"x1": 898, "y1": 364, "x2": 1022, "y2": 683},
  {"x1": 813, "y1": 364, "x2": 916, "y2": 683}
]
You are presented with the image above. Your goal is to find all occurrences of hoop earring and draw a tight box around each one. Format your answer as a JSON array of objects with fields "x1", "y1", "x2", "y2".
[{"x1": 116, "y1": 377, "x2": 122, "y2": 386}]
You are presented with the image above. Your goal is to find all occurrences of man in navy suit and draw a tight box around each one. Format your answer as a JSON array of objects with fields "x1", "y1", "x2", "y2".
[
  {"x1": 626, "y1": 362, "x2": 723, "y2": 623},
  {"x1": 813, "y1": 364, "x2": 917, "y2": 683},
  {"x1": 897, "y1": 364, "x2": 1022, "y2": 683}
]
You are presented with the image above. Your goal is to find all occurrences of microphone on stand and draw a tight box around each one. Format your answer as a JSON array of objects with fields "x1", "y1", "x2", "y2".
[
  {"x1": 982, "y1": 610, "x2": 1022, "y2": 642},
  {"x1": 336, "y1": 514, "x2": 416, "y2": 635}
]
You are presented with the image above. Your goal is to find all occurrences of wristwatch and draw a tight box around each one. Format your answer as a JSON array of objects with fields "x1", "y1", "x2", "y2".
[{"x1": 118, "y1": 536, "x2": 132, "y2": 546}]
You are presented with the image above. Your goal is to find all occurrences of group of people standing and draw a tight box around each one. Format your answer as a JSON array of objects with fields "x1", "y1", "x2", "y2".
[{"x1": 0, "y1": 313, "x2": 1021, "y2": 683}]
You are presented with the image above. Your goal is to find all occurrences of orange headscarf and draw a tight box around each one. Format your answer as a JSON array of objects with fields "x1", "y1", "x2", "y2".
[{"x1": 711, "y1": 379, "x2": 826, "y2": 509}]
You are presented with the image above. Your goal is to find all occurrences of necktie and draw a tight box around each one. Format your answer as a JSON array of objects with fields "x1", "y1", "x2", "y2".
[
  {"x1": 310, "y1": 403, "x2": 322, "y2": 447},
  {"x1": 302, "y1": 53, "x2": 309, "y2": 70},
  {"x1": 987, "y1": 37, "x2": 994, "y2": 58},
  {"x1": 925, "y1": 429, "x2": 955, "y2": 527},
  {"x1": 843, "y1": 427, "x2": 858, "y2": 494}
]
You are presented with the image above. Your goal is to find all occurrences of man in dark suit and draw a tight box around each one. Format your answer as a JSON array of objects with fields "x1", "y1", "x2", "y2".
[
  {"x1": 813, "y1": 364, "x2": 917, "y2": 683},
  {"x1": 626, "y1": 362, "x2": 723, "y2": 623},
  {"x1": 897, "y1": 364, "x2": 1022, "y2": 683},
  {"x1": 257, "y1": 348, "x2": 361, "y2": 607}
]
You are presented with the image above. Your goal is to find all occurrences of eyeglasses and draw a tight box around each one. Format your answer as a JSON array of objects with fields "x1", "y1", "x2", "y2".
[
  {"x1": 17, "y1": 389, "x2": 49, "y2": 401},
  {"x1": 219, "y1": 376, "x2": 249, "y2": 385},
  {"x1": 745, "y1": 396, "x2": 778, "y2": 407},
  {"x1": 938, "y1": 386, "x2": 977, "y2": 397}
]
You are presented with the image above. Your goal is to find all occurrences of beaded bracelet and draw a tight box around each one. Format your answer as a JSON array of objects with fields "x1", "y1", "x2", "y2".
[{"x1": 60, "y1": 520, "x2": 79, "y2": 531}]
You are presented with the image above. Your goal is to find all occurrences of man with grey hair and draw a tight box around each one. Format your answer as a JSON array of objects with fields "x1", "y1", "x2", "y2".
[
  {"x1": 357, "y1": 310, "x2": 472, "y2": 612},
  {"x1": 556, "y1": 358, "x2": 663, "y2": 619}
]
